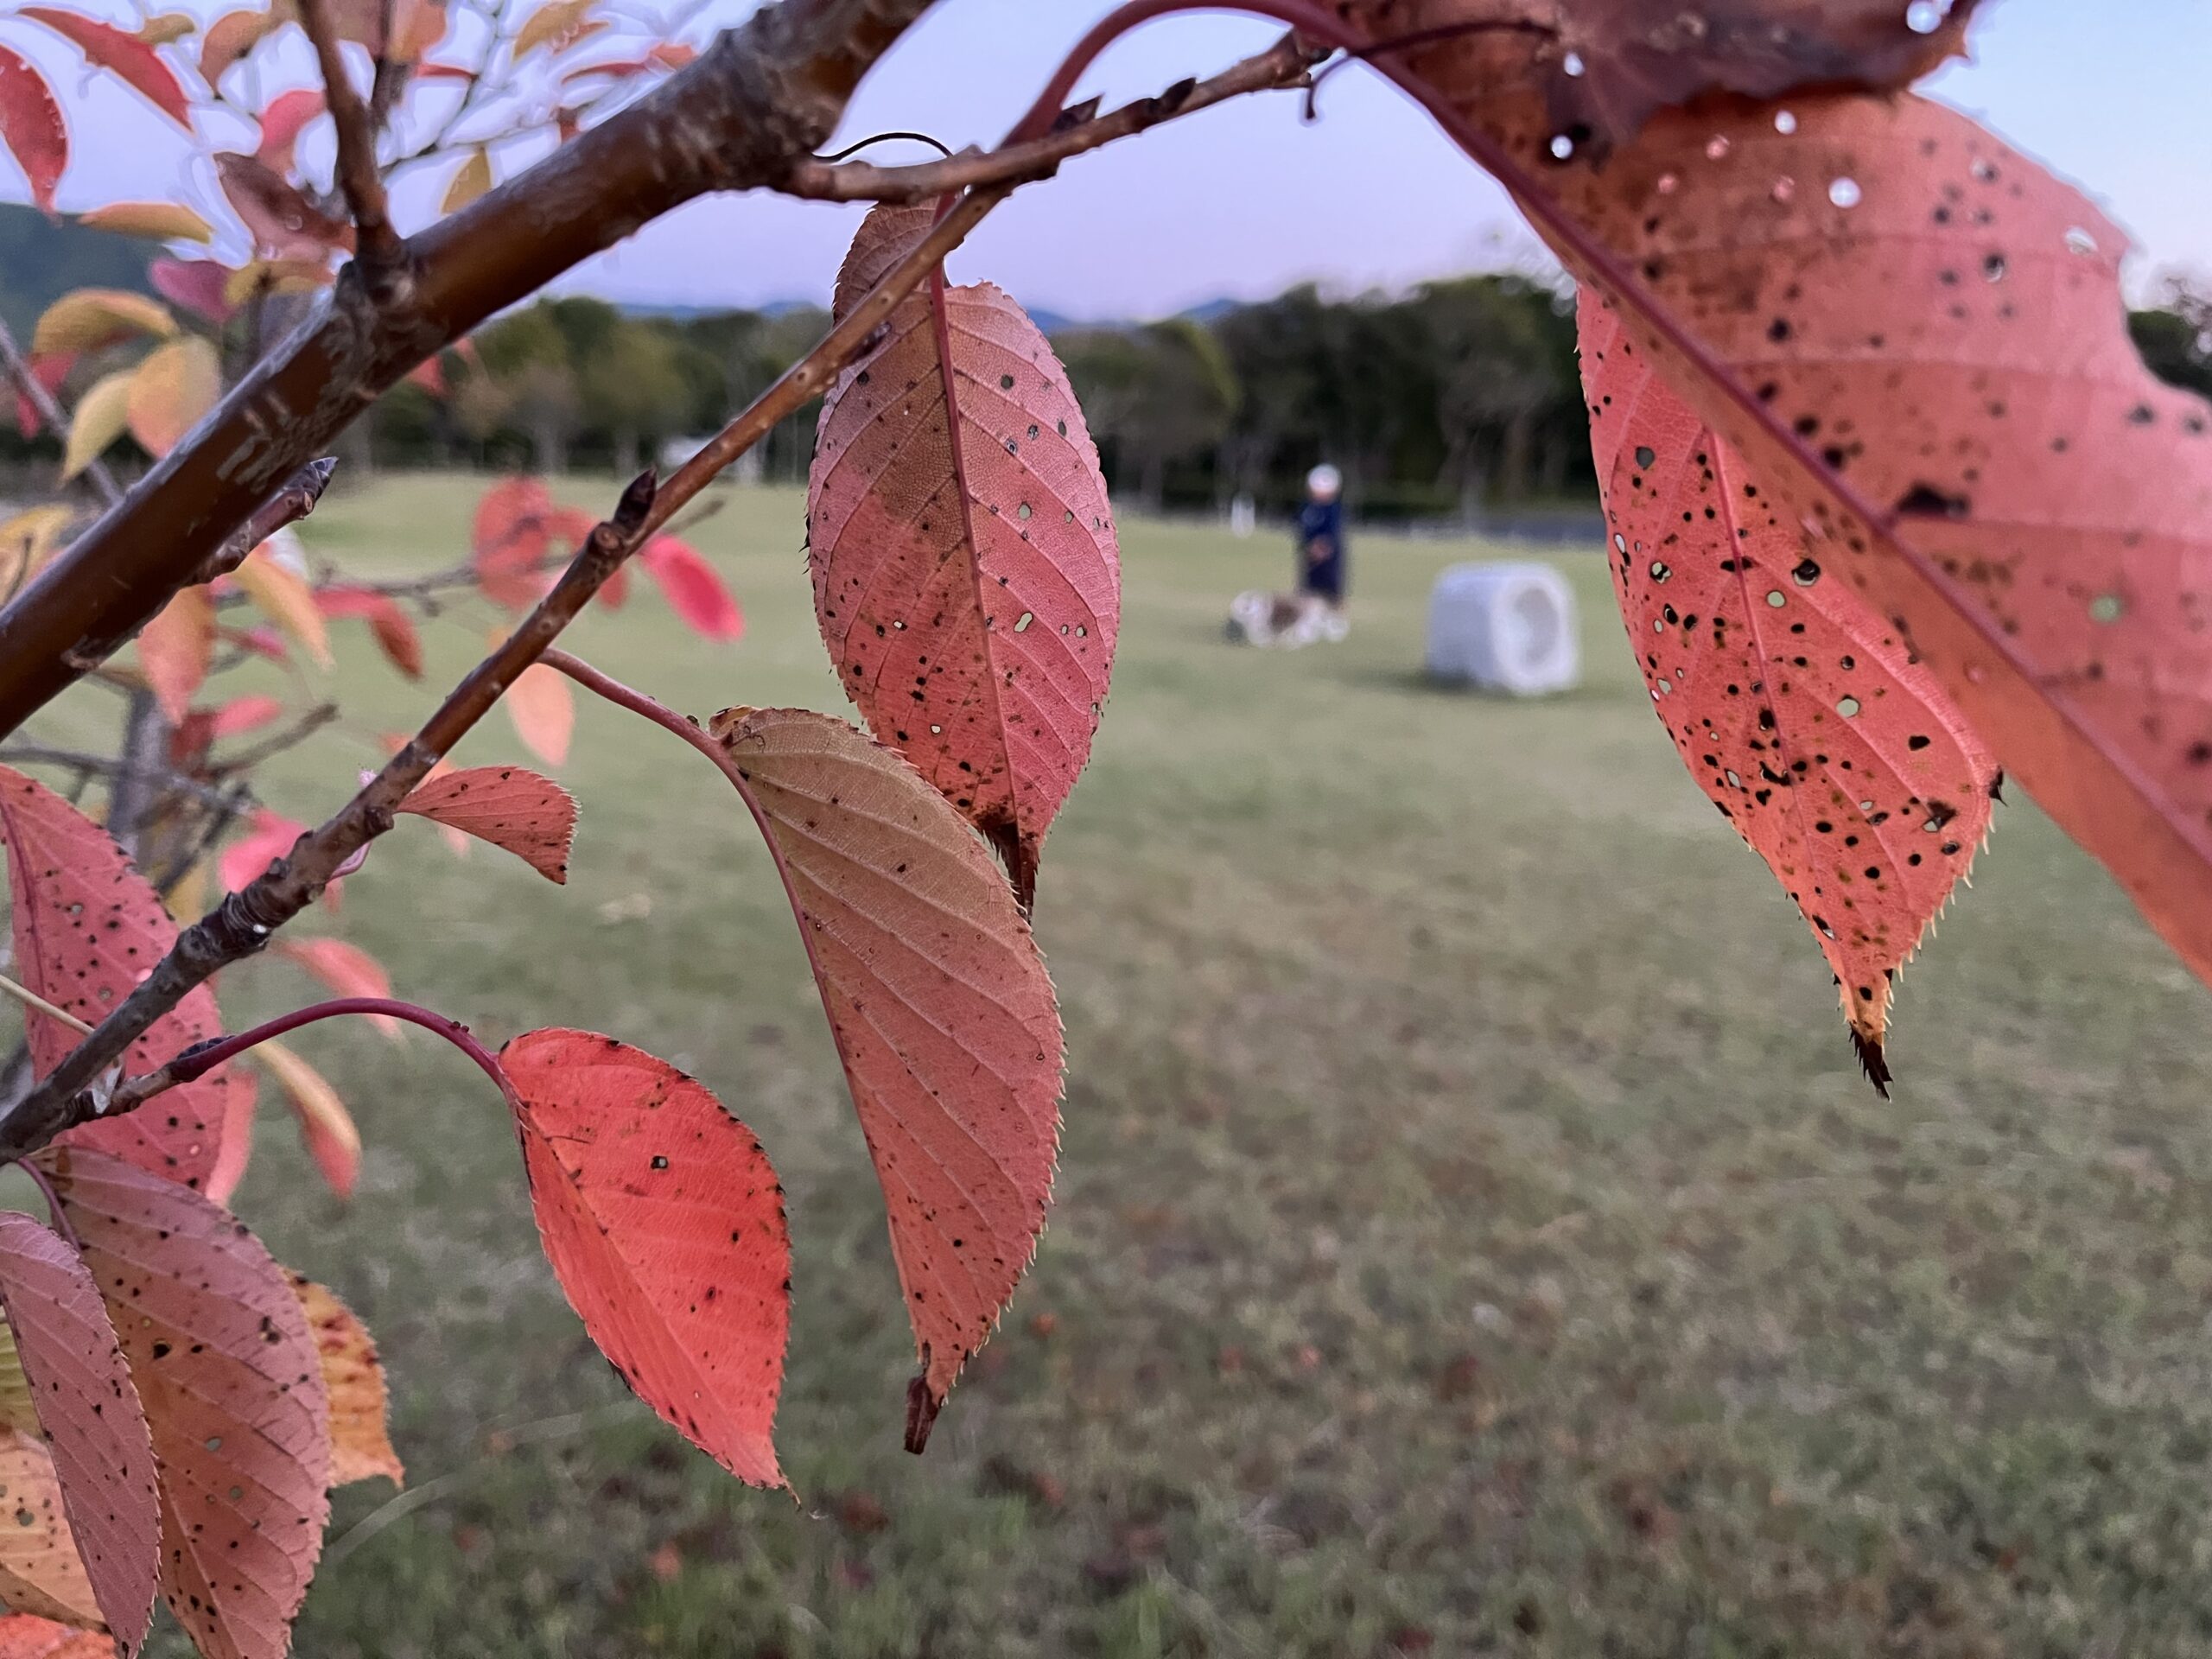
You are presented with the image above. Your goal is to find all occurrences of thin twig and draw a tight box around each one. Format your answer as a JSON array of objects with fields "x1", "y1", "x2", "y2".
[
  {"x1": 0, "y1": 973, "x2": 92, "y2": 1036},
  {"x1": 0, "y1": 183, "x2": 1007, "y2": 1163},
  {"x1": 0, "y1": 318, "x2": 122, "y2": 510},
  {"x1": 208, "y1": 702, "x2": 340, "y2": 773},
  {"x1": 0, "y1": 746, "x2": 247, "y2": 813},
  {"x1": 298, "y1": 0, "x2": 409, "y2": 281},
  {"x1": 189, "y1": 458, "x2": 341, "y2": 585}
]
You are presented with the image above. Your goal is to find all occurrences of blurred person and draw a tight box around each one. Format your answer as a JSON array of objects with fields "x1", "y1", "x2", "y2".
[{"x1": 1297, "y1": 463, "x2": 1347, "y2": 612}]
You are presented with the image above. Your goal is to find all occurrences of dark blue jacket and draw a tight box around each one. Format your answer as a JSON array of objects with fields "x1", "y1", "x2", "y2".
[{"x1": 1296, "y1": 499, "x2": 1345, "y2": 599}]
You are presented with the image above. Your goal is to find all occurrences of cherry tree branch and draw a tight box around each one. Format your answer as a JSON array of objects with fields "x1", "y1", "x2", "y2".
[
  {"x1": 0, "y1": 180, "x2": 1006, "y2": 1166},
  {"x1": 299, "y1": 0, "x2": 408, "y2": 279}
]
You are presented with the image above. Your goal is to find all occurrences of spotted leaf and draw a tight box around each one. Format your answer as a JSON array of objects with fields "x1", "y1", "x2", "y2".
[
  {"x1": 396, "y1": 766, "x2": 573, "y2": 882},
  {"x1": 283, "y1": 1278, "x2": 397, "y2": 1490},
  {"x1": 809, "y1": 204, "x2": 1120, "y2": 909},
  {"x1": 501, "y1": 1030, "x2": 790, "y2": 1489}
]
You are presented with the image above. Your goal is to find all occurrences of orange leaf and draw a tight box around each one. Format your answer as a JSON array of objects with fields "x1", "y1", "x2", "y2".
[
  {"x1": 22, "y1": 9, "x2": 191, "y2": 127},
  {"x1": 125, "y1": 336, "x2": 219, "y2": 457},
  {"x1": 270, "y1": 938, "x2": 399, "y2": 1038},
  {"x1": 253, "y1": 1039, "x2": 359, "y2": 1199},
  {"x1": 504, "y1": 664, "x2": 572, "y2": 767},
  {"x1": 207, "y1": 693, "x2": 283, "y2": 738},
  {"x1": 470, "y1": 477, "x2": 556, "y2": 609},
  {"x1": 502, "y1": 1030, "x2": 789, "y2": 1488},
  {"x1": 708, "y1": 709, "x2": 1062, "y2": 1444},
  {"x1": 511, "y1": 0, "x2": 594, "y2": 60},
  {"x1": 197, "y1": 8, "x2": 280, "y2": 85},
  {"x1": 1578, "y1": 290, "x2": 1995, "y2": 1087},
  {"x1": 36, "y1": 1147, "x2": 330, "y2": 1659},
  {"x1": 0, "y1": 50, "x2": 67, "y2": 213},
  {"x1": 134, "y1": 587, "x2": 213, "y2": 724},
  {"x1": 439, "y1": 146, "x2": 489, "y2": 214},
  {"x1": 0, "y1": 1614, "x2": 114, "y2": 1657},
  {"x1": 0, "y1": 767, "x2": 240, "y2": 1191},
  {"x1": 397, "y1": 765, "x2": 574, "y2": 882},
  {"x1": 77, "y1": 201, "x2": 211, "y2": 243},
  {"x1": 313, "y1": 586, "x2": 422, "y2": 678},
  {"x1": 286, "y1": 1275, "x2": 400, "y2": 1488},
  {"x1": 232, "y1": 548, "x2": 332, "y2": 668},
  {"x1": 810, "y1": 204, "x2": 1120, "y2": 908}
]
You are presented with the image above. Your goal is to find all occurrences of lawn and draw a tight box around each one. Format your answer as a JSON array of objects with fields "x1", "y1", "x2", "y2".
[{"x1": 27, "y1": 471, "x2": 2212, "y2": 1657}]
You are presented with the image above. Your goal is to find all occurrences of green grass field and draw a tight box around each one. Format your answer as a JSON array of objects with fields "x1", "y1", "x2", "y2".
[{"x1": 32, "y1": 473, "x2": 2212, "y2": 1657}]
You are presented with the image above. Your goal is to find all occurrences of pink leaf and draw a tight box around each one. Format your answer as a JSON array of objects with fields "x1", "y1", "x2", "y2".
[
  {"x1": 503, "y1": 664, "x2": 572, "y2": 767},
  {"x1": 502, "y1": 1030, "x2": 790, "y2": 1488},
  {"x1": 253, "y1": 1040, "x2": 358, "y2": 1199},
  {"x1": 0, "y1": 766, "x2": 238, "y2": 1191},
  {"x1": 810, "y1": 205, "x2": 1121, "y2": 908},
  {"x1": 36, "y1": 1147, "x2": 330, "y2": 1659},
  {"x1": 218, "y1": 808, "x2": 302, "y2": 894},
  {"x1": 0, "y1": 1212, "x2": 158, "y2": 1651},
  {"x1": 147, "y1": 259, "x2": 234, "y2": 325},
  {"x1": 470, "y1": 477, "x2": 556, "y2": 610},
  {"x1": 203, "y1": 1065, "x2": 256, "y2": 1208},
  {"x1": 397, "y1": 765, "x2": 574, "y2": 883},
  {"x1": 21, "y1": 10, "x2": 190, "y2": 128},
  {"x1": 0, "y1": 48, "x2": 67, "y2": 213},
  {"x1": 270, "y1": 938, "x2": 397, "y2": 1036},
  {"x1": 640, "y1": 536, "x2": 742, "y2": 641},
  {"x1": 708, "y1": 708, "x2": 1062, "y2": 1445},
  {"x1": 252, "y1": 87, "x2": 323, "y2": 175},
  {"x1": 0, "y1": 1614, "x2": 113, "y2": 1658},
  {"x1": 313, "y1": 587, "x2": 422, "y2": 678},
  {"x1": 207, "y1": 694, "x2": 282, "y2": 739}
]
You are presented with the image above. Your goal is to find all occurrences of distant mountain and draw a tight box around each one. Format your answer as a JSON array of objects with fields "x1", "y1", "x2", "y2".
[{"x1": 0, "y1": 205, "x2": 163, "y2": 336}]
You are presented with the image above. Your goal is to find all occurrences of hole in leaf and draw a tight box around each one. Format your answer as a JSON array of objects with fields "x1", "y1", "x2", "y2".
[
  {"x1": 1765, "y1": 590, "x2": 1787, "y2": 608},
  {"x1": 1837, "y1": 696, "x2": 1862, "y2": 717},
  {"x1": 2090, "y1": 593, "x2": 2125, "y2": 623},
  {"x1": 1014, "y1": 612, "x2": 1033, "y2": 632}
]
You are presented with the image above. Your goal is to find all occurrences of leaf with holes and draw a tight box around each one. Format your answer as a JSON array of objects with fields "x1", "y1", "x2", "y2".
[
  {"x1": 1579, "y1": 291, "x2": 1994, "y2": 1087},
  {"x1": 0, "y1": 1212, "x2": 158, "y2": 1649},
  {"x1": 504, "y1": 664, "x2": 572, "y2": 767},
  {"x1": 1368, "y1": 48, "x2": 2212, "y2": 1004},
  {"x1": 397, "y1": 766, "x2": 574, "y2": 882},
  {"x1": 253, "y1": 1041, "x2": 358, "y2": 1200},
  {"x1": 270, "y1": 940, "x2": 398, "y2": 1038},
  {"x1": 639, "y1": 536, "x2": 741, "y2": 642},
  {"x1": 501, "y1": 1030, "x2": 789, "y2": 1487},
  {"x1": 809, "y1": 204, "x2": 1120, "y2": 909},
  {"x1": 21, "y1": 10, "x2": 189, "y2": 128},
  {"x1": 124, "y1": 338, "x2": 218, "y2": 459},
  {"x1": 78, "y1": 204, "x2": 209, "y2": 244},
  {"x1": 0, "y1": 50, "x2": 67, "y2": 213},
  {"x1": 284, "y1": 1278, "x2": 397, "y2": 1490},
  {"x1": 0, "y1": 767, "x2": 238, "y2": 1191},
  {"x1": 0, "y1": 1439, "x2": 100, "y2": 1632},
  {"x1": 135, "y1": 588, "x2": 213, "y2": 726},
  {"x1": 35, "y1": 1147, "x2": 329, "y2": 1659},
  {"x1": 707, "y1": 707, "x2": 1061, "y2": 1446}
]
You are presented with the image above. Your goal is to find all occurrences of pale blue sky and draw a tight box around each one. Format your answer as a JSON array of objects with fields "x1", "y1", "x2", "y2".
[
  {"x1": 4, "y1": 0, "x2": 2205, "y2": 319},
  {"x1": 569, "y1": 0, "x2": 2212, "y2": 317}
]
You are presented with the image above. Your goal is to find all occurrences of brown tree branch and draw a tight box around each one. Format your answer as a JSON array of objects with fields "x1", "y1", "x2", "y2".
[
  {"x1": 785, "y1": 29, "x2": 1318, "y2": 202},
  {"x1": 0, "y1": 181, "x2": 1005, "y2": 1165},
  {"x1": 190, "y1": 458, "x2": 340, "y2": 585},
  {"x1": 0, "y1": 0, "x2": 944, "y2": 740},
  {"x1": 299, "y1": 0, "x2": 408, "y2": 279}
]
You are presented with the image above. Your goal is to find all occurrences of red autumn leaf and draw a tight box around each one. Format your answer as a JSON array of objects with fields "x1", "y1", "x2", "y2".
[
  {"x1": 503, "y1": 664, "x2": 572, "y2": 767},
  {"x1": 202, "y1": 1065, "x2": 256, "y2": 1208},
  {"x1": 22, "y1": 10, "x2": 190, "y2": 128},
  {"x1": 0, "y1": 49, "x2": 67, "y2": 213},
  {"x1": 810, "y1": 203, "x2": 1121, "y2": 908},
  {"x1": 471, "y1": 476, "x2": 556, "y2": 609},
  {"x1": 0, "y1": 766, "x2": 238, "y2": 1192},
  {"x1": 218, "y1": 623, "x2": 287, "y2": 663},
  {"x1": 313, "y1": 587, "x2": 422, "y2": 679},
  {"x1": 219, "y1": 808, "x2": 303, "y2": 893},
  {"x1": 134, "y1": 588, "x2": 213, "y2": 725},
  {"x1": 213, "y1": 152, "x2": 350, "y2": 261},
  {"x1": 639, "y1": 536, "x2": 741, "y2": 642},
  {"x1": 1578, "y1": 290, "x2": 1996, "y2": 1087},
  {"x1": 1377, "y1": 56, "x2": 2212, "y2": 998},
  {"x1": 146, "y1": 259, "x2": 233, "y2": 325},
  {"x1": 286, "y1": 1275, "x2": 400, "y2": 1489},
  {"x1": 36, "y1": 1147, "x2": 330, "y2": 1659},
  {"x1": 501, "y1": 1030, "x2": 790, "y2": 1488},
  {"x1": 13, "y1": 353, "x2": 70, "y2": 440},
  {"x1": 0, "y1": 1212, "x2": 159, "y2": 1650},
  {"x1": 0, "y1": 1615, "x2": 110, "y2": 1658},
  {"x1": 270, "y1": 938, "x2": 398, "y2": 1037},
  {"x1": 254, "y1": 1039, "x2": 359, "y2": 1199},
  {"x1": 707, "y1": 709, "x2": 1061, "y2": 1445},
  {"x1": 252, "y1": 87, "x2": 323, "y2": 175},
  {"x1": 402, "y1": 355, "x2": 444, "y2": 398},
  {"x1": 207, "y1": 694, "x2": 283, "y2": 739},
  {"x1": 397, "y1": 765, "x2": 574, "y2": 882}
]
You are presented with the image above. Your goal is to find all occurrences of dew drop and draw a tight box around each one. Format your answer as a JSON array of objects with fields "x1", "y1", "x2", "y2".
[
  {"x1": 1827, "y1": 176, "x2": 1861, "y2": 208},
  {"x1": 1705, "y1": 135, "x2": 1731, "y2": 161},
  {"x1": 1772, "y1": 176, "x2": 1796, "y2": 204},
  {"x1": 1656, "y1": 172, "x2": 1679, "y2": 195},
  {"x1": 1904, "y1": 0, "x2": 1948, "y2": 33},
  {"x1": 1549, "y1": 133, "x2": 1575, "y2": 160},
  {"x1": 2064, "y1": 225, "x2": 2099, "y2": 257},
  {"x1": 1774, "y1": 110, "x2": 1797, "y2": 135},
  {"x1": 1562, "y1": 50, "x2": 1585, "y2": 76}
]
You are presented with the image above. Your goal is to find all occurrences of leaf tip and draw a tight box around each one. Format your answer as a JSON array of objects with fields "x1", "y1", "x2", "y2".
[
  {"x1": 1850, "y1": 1027, "x2": 1891, "y2": 1099},
  {"x1": 903, "y1": 1365, "x2": 942, "y2": 1456}
]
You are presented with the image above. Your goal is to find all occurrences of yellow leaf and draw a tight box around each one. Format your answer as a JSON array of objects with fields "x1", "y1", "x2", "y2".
[
  {"x1": 163, "y1": 861, "x2": 207, "y2": 924},
  {"x1": 440, "y1": 147, "x2": 490, "y2": 214},
  {"x1": 255, "y1": 1039, "x2": 360, "y2": 1198},
  {"x1": 126, "y1": 337, "x2": 220, "y2": 458},
  {"x1": 511, "y1": 0, "x2": 593, "y2": 59},
  {"x1": 0, "y1": 505, "x2": 76, "y2": 596},
  {"x1": 79, "y1": 201, "x2": 213, "y2": 244},
  {"x1": 223, "y1": 258, "x2": 333, "y2": 308},
  {"x1": 136, "y1": 11, "x2": 197, "y2": 44},
  {"x1": 232, "y1": 549, "x2": 333, "y2": 669},
  {"x1": 60, "y1": 369, "x2": 134, "y2": 480},
  {"x1": 31, "y1": 288, "x2": 175, "y2": 356},
  {"x1": 288, "y1": 1275, "x2": 403, "y2": 1488}
]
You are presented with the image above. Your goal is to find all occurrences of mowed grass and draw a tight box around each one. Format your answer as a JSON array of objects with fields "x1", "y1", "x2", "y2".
[{"x1": 40, "y1": 472, "x2": 2212, "y2": 1657}]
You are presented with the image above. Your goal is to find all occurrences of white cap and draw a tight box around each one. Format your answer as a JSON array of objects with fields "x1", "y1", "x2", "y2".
[{"x1": 1306, "y1": 464, "x2": 1342, "y2": 499}]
